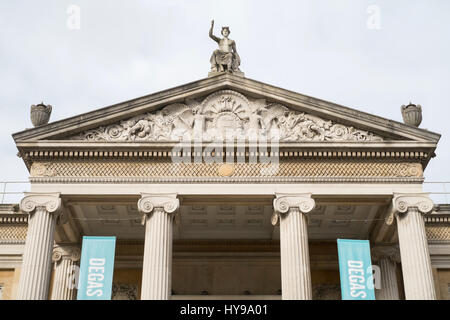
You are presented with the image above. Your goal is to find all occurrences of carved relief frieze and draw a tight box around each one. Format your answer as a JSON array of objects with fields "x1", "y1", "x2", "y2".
[{"x1": 68, "y1": 90, "x2": 384, "y2": 143}]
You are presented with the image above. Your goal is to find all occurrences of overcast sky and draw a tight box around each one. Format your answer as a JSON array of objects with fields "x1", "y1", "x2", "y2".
[{"x1": 1, "y1": 1, "x2": 449, "y2": 201}]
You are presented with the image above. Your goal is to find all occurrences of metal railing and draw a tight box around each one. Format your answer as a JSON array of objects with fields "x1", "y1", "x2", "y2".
[
  {"x1": 0, "y1": 180, "x2": 449, "y2": 204},
  {"x1": 0, "y1": 181, "x2": 30, "y2": 205},
  {"x1": 423, "y1": 181, "x2": 450, "y2": 204}
]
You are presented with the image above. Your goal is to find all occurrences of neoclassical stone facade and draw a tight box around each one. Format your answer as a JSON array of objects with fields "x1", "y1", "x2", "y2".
[{"x1": 0, "y1": 73, "x2": 448, "y2": 300}]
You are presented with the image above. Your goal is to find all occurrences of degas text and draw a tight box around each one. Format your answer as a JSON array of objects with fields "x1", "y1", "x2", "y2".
[{"x1": 348, "y1": 260, "x2": 367, "y2": 298}]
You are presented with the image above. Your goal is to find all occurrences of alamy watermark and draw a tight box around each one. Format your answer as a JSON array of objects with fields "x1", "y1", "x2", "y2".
[
  {"x1": 366, "y1": 5, "x2": 381, "y2": 30},
  {"x1": 67, "y1": 5, "x2": 81, "y2": 30},
  {"x1": 170, "y1": 128, "x2": 280, "y2": 177}
]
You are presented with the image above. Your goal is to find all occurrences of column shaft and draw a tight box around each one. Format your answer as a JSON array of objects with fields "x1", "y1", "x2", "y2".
[
  {"x1": 141, "y1": 208, "x2": 173, "y2": 300},
  {"x1": 51, "y1": 259, "x2": 77, "y2": 300},
  {"x1": 17, "y1": 207, "x2": 57, "y2": 299},
  {"x1": 397, "y1": 207, "x2": 436, "y2": 299},
  {"x1": 50, "y1": 245, "x2": 80, "y2": 300},
  {"x1": 377, "y1": 258, "x2": 399, "y2": 300},
  {"x1": 280, "y1": 207, "x2": 312, "y2": 300}
]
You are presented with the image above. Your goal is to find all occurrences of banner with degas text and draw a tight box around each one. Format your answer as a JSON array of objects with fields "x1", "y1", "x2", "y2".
[
  {"x1": 337, "y1": 239, "x2": 375, "y2": 300},
  {"x1": 77, "y1": 236, "x2": 116, "y2": 300}
]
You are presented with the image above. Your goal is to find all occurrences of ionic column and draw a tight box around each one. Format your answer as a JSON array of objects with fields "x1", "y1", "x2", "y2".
[
  {"x1": 273, "y1": 193, "x2": 315, "y2": 300},
  {"x1": 138, "y1": 193, "x2": 179, "y2": 300},
  {"x1": 393, "y1": 193, "x2": 436, "y2": 300},
  {"x1": 50, "y1": 245, "x2": 81, "y2": 300},
  {"x1": 17, "y1": 193, "x2": 61, "y2": 300},
  {"x1": 371, "y1": 246, "x2": 400, "y2": 300}
]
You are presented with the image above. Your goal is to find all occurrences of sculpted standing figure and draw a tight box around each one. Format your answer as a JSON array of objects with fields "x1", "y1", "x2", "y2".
[{"x1": 209, "y1": 20, "x2": 242, "y2": 75}]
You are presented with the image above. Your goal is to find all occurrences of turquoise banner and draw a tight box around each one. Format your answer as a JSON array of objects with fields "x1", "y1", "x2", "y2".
[
  {"x1": 337, "y1": 239, "x2": 375, "y2": 300},
  {"x1": 77, "y1": 236, "x2": 116, "y2": 300}
]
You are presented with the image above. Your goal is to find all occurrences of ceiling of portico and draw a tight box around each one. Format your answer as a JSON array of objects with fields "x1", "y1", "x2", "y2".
[{"x1": 57, "y1": 199, "x2": 387, "y2": 243}]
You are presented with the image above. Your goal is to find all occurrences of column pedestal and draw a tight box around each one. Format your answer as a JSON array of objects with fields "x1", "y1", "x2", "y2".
[
  {"x1": 138, "y1": 193, "x2": 179, "y2": 300},
  {"x1": 393, "y1": 193, "x2": 436, "y2": 300},
  {"x1": 50, "y1": 245, "x2": 81, "y2": 300},
  {"x1": 273, "y1": 193, "x2": 315, "y2": 300},
  {"x1": 17, "y1": 193, "x2": 61, "y2": 300}
]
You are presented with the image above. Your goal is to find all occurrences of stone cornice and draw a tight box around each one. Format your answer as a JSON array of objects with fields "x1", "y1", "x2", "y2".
[
  {"x1": 18, "y1": 141, "x2": 435, "y2": 158},
  {"x1": 19, "y1": 192, "x2": 61, "y2": 215},
  {"x1": 17, "y1": 143, "x2": 432, "y2": 175},
  {"x1": 0, "y1": 214, "x2": 28, "y2": 224},
  {"x1": 18, "y1": 142, "x2": 433, "y2": 173},
  {"x1": 425, "y1": 214, "x2": 450, "y2": 224},
  {"x1": 29, "y1": 176, "x2": 424, "y2": 184}
]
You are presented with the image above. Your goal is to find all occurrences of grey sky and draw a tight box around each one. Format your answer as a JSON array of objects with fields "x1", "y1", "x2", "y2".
[{"x1": 1, "y1": 1, "x2": 449, "y2": 194}]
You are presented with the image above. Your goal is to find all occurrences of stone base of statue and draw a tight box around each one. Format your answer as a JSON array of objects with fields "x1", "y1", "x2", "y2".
[{"x1": 208, "y1": 70, "x2": 245, "y2": 78}]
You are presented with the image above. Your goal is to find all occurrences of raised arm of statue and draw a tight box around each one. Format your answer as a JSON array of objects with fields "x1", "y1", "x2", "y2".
[{"x1": 209, "y1": 20, "x2": 220, "y2": 43}]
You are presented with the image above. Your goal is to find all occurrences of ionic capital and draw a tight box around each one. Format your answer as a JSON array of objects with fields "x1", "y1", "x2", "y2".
[
  {"x1": 272, "y1": 193, "x2": 315, "y2": 226},
  {"x1": 371, "y1": 245, "x2": 401, "y2": 263},
  {"x1": 20, "y1": 192, "x2": 61, "y2": 215},
  {"x1": 52, "y1": 245, "x2": 81, "y2": 263},
  {"x1": 138, "y1": 193, "x2": 180, "y2": 224},
  {"x1": 392, "y1": 193, "x2": 434, "y2": 215}
]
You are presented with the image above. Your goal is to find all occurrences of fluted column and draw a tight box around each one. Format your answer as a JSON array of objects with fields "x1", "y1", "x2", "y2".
[
  {"x1": 17, "y1": 193, "x2": 61, "y2": 300},
  {"x1": 371, "y1": 246, "x2": 400, "y2": 300},
  {"x1": 138, "y1": 193, "x2": 179, "y2": 300},
  {"x1": 273, "y1": 193, "x2": 315, "y2": 300},
  {"x1": 50, "y1": 245, "x2": 81, "y2": 300},
  {"x1": 393, "y1": 193, "x2": 436, "y2": 300}
]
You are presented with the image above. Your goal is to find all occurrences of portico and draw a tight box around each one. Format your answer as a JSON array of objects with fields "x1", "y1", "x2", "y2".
[
  {"x1": 15, "y1": 184, "x2": 436, "y2": 300},
  {"x1": 10, "y1": 73, "x2": 441, "y2": 300}
]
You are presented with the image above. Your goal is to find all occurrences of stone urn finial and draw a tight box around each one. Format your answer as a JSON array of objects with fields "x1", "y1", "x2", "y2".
[
  {"x1": 401, "y1": 102, "x2": 422, "y2": 127},
  {"x1": 30, "y1": 102, "x2": 52, "y2": 127}
]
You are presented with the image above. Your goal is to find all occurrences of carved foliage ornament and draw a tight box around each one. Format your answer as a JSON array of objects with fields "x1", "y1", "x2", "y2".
[{"x1": 69, "y1": 90, "x2": 384, "y2": 143}]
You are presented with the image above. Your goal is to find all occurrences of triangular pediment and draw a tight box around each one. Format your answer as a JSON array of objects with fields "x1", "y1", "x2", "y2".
[{"x1": 13, "y1": 73, "x2": 440, "y2": 144}]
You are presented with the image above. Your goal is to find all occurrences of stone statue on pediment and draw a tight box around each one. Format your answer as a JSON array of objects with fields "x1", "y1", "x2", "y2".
[{"x1": 209, "y1": 20, "x2": 244, "y2": 77}]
